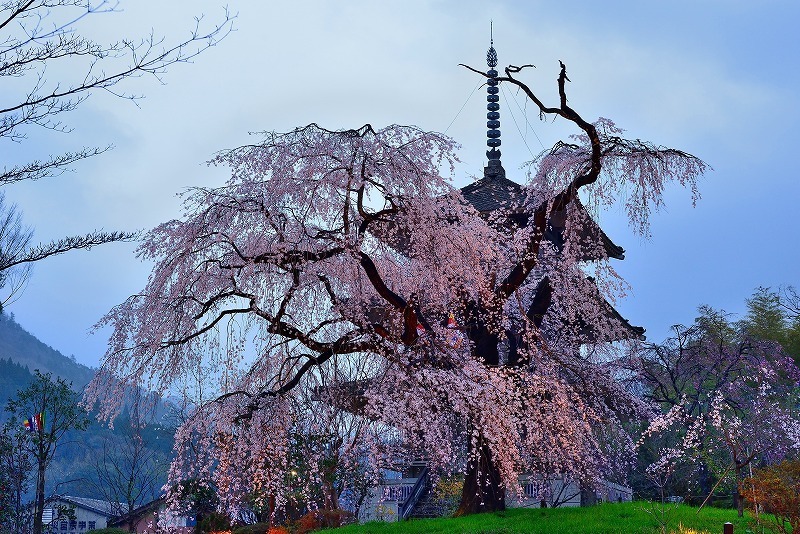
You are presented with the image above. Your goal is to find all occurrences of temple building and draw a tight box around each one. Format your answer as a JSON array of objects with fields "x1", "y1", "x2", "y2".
[
  {"x1": 328, "y1": 35, "x2": 638, "y2": 520},
  {"x1": 459, "y1": 36, "x2": 643, "y2": 347}
]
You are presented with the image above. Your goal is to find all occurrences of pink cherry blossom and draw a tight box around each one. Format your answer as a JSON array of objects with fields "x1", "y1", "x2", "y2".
[{"x1": 86, "y1": 63, "x2": 708, "y2": 519}]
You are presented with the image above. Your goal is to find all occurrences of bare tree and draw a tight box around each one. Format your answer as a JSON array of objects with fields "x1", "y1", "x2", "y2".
[
  {"x1": 0, "y1": 427, "x2": 34, "y2": 534},
  {"x1": 0, "y1": 192, "x2": 32, "y2": 309},
  {"x1": 91, "y1": 406, "x2": 165, "y2": 529},
  {"x1": 0, "y1": 0, "x2": 235, "y2": 298}
]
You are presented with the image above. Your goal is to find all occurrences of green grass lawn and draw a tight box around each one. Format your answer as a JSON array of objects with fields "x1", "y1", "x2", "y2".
[{"x1": 325, "y1": 502, "x2": 755, "y2": 534}]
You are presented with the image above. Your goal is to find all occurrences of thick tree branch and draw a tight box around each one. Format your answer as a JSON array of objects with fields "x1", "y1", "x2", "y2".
[{"x1": 462, "y1": 61, "x2": 604, "y2": 302}]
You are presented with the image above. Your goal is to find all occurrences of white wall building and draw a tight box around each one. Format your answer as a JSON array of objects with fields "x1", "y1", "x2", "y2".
[{"x1": 43, "y1": 495, "x2": 124, "y2": 533}]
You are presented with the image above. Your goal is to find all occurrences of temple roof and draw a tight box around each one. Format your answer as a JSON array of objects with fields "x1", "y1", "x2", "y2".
[
  {"x1": 459, "y1": 176, "x2": 626, "y2": 262},
  {"x1": 545, "y1": 196, "x2": 626, "y2": 261},
  {"x1": 50, "y1": 495, "x2": 124, "y2": 517},
  {"x1": 460, "y1": 174, "x2": 521, "y2": 213},
  {"x1": 315, "y1": 33, "x2": 645, "y2": 416},
  {"x1": 539, "y1": 273, "x2": 645, "y2": 344}
]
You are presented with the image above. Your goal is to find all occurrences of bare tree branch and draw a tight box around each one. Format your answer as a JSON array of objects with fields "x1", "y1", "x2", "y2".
[{"x1": 0, "y1": 1, "x2": 236, "y2": 301}]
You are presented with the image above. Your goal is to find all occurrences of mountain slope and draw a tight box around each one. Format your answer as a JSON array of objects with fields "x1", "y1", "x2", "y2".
[{"x1": 0, "y1": 312, "x2": 95, "y2": 389}]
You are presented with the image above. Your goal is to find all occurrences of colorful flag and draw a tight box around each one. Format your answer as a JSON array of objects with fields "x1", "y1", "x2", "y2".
[
  {"x1": 445, "y1": 313, "x2": 464, "y2": 349},
  {"x1": 23, "y1": 412, "x2": 44, "y2": 432},
  {"x1": 446, "y1": 313, "x2": 457, "y2": 328}
]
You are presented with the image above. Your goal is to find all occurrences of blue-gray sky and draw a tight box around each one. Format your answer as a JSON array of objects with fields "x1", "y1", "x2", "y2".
[{"x1": 6, "y1": 1, "x2": 799, "y2": 367}]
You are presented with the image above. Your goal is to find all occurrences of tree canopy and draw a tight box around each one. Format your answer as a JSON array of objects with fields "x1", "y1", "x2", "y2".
[
  {"x1": 87, "y1": 61, "x2": 707, "y2": 518},
  {"x1": 634, "y1": 295, "x2": 800, "y2": 514},
  {"x1": 4, "y1": 370, "x2": 89, "y2": 534}
]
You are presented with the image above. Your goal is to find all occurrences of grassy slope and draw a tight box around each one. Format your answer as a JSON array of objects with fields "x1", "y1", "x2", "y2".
[{"x1": 327, "y1": 502, "x2": 753, "y2": 534}]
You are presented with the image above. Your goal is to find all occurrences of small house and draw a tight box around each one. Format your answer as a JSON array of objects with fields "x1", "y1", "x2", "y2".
[
  {"x1": 106, "y1": 497, "x2": 195, "y2": 534},
  {"x1": 43, "y1": 495, "x2": 123, "y2": 533}
]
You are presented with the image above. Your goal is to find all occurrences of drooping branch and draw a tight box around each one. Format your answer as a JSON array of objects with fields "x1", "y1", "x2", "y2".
[
  {"x1": 358, "y1": 252, "x2": 423, "y2": 345},
  {"x1": 358, "y1": 252, "x2": 406, "y2": 310},
  {"x1": 233, "y1": 330, "x2": 373, "y2": 422}
]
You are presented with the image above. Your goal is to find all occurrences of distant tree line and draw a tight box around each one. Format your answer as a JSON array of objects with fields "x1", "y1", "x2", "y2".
[{"x1": 0, "y1": 358, "x2": 35, "y2": 411}]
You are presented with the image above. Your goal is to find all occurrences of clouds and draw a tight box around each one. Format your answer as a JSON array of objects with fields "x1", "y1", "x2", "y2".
[{"x1": 5, "y1": 0, "x2": 799, "y2": 365}]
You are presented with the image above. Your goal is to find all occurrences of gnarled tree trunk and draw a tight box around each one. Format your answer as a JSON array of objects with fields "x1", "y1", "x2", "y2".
[{"x1": 455, "y1": 436, "x2": 506, "y2": 516}]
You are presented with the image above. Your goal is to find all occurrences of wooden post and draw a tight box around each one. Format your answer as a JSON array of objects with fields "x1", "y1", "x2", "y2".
[
  {"x1": 723, "y1": 522, "x2": 733, "y2": 534},
  {"x1": 698, "y1": 463, "x2": 733, "y2": 513}
]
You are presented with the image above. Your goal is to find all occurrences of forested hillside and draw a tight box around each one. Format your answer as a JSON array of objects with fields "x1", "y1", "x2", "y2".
[
  {"x1": 0, "y1": 358, "x2": 35, "y2": 409},
  {"x1": 0, "y1": 311, "x2": 174, "y2": 505},
  {"x1": 0, "y1": 312, "x2": 94, "y2": 389}
]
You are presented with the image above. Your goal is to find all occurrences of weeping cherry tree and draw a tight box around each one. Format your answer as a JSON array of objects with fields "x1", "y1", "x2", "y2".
[{"x1": 86, "y1": 57, "x2": 707, "y2": 518}]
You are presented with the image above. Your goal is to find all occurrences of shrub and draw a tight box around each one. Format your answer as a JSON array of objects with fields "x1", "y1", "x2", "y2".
[
  {"x1": 293, "y1": 509, "x2": 355, "y2": 534},
  {"x1": 293, "y1": 512, "x2": 321, "y2": 534},
  {"x1": 430, "y1": 474, "x2": 463, "y2": 516},
  {"x1": 232, "y1": 523, "x2": 288, "y2": 534},
  {"x1": 740, "y1": 459, "x2": 800, "y2": 533},
  {"x1": 201, "y1": 511, "x2": 232, "y2": 532},
  {"x1": 232, "y1": 509, "x2": 353, "y2": 534}
]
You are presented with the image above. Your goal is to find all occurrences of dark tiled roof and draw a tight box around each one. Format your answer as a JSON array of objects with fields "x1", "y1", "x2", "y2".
[
  {"x1": 460, "y1": 175, "x2": 625, "y2": 261},
  {"x1": 460, "y1": 175, "x2": 523, "y2": 213},
  {"x1": 57, "y1": 495, "x2": 124, "y2": 517},
  {"x1": 362, "y1": 176, "x2": 640, "y2": 352},
  {"x1": 107, "y1": 497, "x2": 165, "y2": 527},
  {"x1": 458, "y1": 174, "x2": 641, "y2": 341},
  {"x1": 545, "y1": 197, "x2": 626, "y2": 261},
  {"x1": 541, "y1": 273, "x2": 645, "y2": 343}
]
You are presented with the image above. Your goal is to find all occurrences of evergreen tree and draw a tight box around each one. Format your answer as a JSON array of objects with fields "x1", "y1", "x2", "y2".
[
  {"x1": 742, "y1": 287, "x2": 788, "y2": 346},
  {"x1": 0, "y1": 429, "x2": 33, "y2": 534},
  {"x1": 740, "y1": 286, "x2": 800, "y2": 361}
]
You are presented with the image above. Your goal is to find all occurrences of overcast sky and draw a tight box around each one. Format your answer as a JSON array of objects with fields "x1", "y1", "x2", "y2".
[{"x1": 5, "y1": 1, "x2": 799, "y2": 368}]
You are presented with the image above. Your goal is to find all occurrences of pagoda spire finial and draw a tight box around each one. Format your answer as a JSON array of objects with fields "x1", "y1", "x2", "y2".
[{"x1": 484, "y1": 23, "x2": 504, "y2": 180}]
